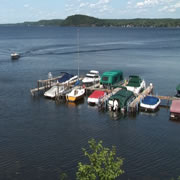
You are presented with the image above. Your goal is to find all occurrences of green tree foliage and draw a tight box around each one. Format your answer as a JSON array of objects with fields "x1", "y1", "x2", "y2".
[
  {"x1": 76, "y1": 139, "x2": 124, "y2": 180},
  {"x1": 13, "y1": 14, "x2": 180, "y2": 27}
]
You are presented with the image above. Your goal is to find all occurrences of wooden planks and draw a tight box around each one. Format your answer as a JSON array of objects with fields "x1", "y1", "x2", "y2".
[{"x1": 129, "y1": 84, "x2": 154, "y2": 112}]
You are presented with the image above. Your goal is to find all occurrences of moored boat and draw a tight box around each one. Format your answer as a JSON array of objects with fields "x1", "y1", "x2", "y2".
[
  {"x1": 126, "y1": 75, "x2": 146, "y2": 95},
  {"x1": 100, "y1": 70, "x2": 123, "y2": 88},
  {"x1": 44, "y1": 85, "x2": 66, "y2": 98},
  {"x1": 87, "y1": 90, "x2": 106, "y2": 105},
  {"x1": 140, "y1": 95, "x2": 161, "y2": 112},
  {"x1": 170, "y1": 100, "x2": 180, "y2": 120},
  {"x1": 11, "y1": 53, "x2": 20, "y2": 59},
  {"x1": 108, "y1": 89, "x2": 135, "y2": 112},
  {"x1": 44, "y1": 73, "x2": 78, "y2": 98},
  {"x1": 57, "y1": 73, "x2": 78, "y2": 84},
  {"x1": 82, "y1": 70, "x2": 100, "y2": 86},
  {"x1": 66, "y1": 86, "x2": 85, "y2": 102}
]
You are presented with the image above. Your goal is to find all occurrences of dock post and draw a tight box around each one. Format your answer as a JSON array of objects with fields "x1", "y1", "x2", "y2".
[{"x1": 37, "y1": 81, "x2": 39, "y2": 93}]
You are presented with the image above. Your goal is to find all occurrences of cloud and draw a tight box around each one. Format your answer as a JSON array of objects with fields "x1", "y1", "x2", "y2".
[
  {"x1": 136, "y1": 0, "x2": 159, "y2": 8},
  {"x1": 24, "y1": 4, "x2": 30, "y2": 8},
  {"x1": 158, "y1": 2, "x2": 180, "y2": 12},
  {"x1": 79, "y1": 2, "x2": 89, "y2": 8},
  {"x1": 135, "y1": 0, "x2": 175, "y2": 8},
  {"x1": 65, "y1": 0, "x2": 113, "y2": 16}
]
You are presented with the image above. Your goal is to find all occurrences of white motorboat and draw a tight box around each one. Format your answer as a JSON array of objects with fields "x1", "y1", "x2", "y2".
[
  {"x1": 11, "y1": 53, "x2": 20, "y2": 60},
  {"x1": 44, "y1": 85, "x2": 66, "y2": 98},
  {"x1": 87, "y1": 90, "x2": 106, "y2": 105},
  {"x1": 126, "y1": 75, "x2": 146, "y2": 95},
  {"x1": 140, "y1": 95, "x2": 161, "y2": 111},
  {"x1": 66, "y1": 86, "x2": 85, "y2": 102},
  {"x1": 82, "y1": 70, "x2": 100, "y2": 85}
]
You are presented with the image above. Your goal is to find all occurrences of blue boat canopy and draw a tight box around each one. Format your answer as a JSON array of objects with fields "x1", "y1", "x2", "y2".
[
  {"x1": 58, "y1": 73, "x2": 74, "y2": 83},
  {"x1": 142, "y1": 96, "x2": 159, "y2": 105}
]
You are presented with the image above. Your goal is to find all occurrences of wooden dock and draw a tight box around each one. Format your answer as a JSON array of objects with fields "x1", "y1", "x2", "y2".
[
  {"x1": 30, "y1": 75, "x2": 63, "y2": 96},
  {"x1": 97, "y1": 81, "x2": 129, "y2": 110},
  {"x1": 129, "y1": 83, "x2": 154, "y2": 113},
  {"x1": 85, "y1": 83, "x2": 111, "y2": 93},
  {"x1": 153, "y1": 95, "x2": 179, "y2": 101},
  {"x1": 30, "y1": 75, "x2": 82, "y2": 96},
  {"x1": 30, "y1": 75, "x2": 180, "y2": 114}
]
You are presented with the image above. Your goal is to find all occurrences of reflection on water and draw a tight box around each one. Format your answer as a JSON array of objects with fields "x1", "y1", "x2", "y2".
[
  {"x1": 139, "y1": 110, "x2": 159, "y2": 117},
  {"x1": 0, "y1": 26, "x2": 180, "y2": 180},
  {"x1": 66, "y1": 98, "x2": 85, "y2": 108}
]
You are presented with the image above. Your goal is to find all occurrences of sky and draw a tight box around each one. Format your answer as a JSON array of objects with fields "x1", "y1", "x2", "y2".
[{"x1": 0, "y1": 0, "x2": 180, "y2": 23}]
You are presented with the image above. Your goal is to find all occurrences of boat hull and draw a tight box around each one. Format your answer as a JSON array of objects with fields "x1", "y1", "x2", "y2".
[
  {"x1": 170, "y1": 112, "x2": 180, "y2": 120},
  {"x1": 66, "y1": 88, "x2": 85, "y2": 102},
  {"x1": 87, "y1": 98, "x2": 100, "y2": 105},
  {"x1": 11, "y1": 55, "x2": 20, "y2": 60},
  {"x1": 67, "y1": 94, "x2": 84, "y2": 102},
  {"x1": 140, "y1": 98, "x2": 161, "y2": 112}
]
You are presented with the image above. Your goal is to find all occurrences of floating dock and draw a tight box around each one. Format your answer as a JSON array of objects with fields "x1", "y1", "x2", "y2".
[
  {"x1": 30, "y1": 75, "x2": 82, "y2": 96},
  {"x1": 30, "y1": 75, "x2": 179, "y2": 114}
]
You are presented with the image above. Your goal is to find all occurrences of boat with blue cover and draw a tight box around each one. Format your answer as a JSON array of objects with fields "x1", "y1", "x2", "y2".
[
  {"x1": 57, "y1": 72, "x2": 78, "y2": 84},
  {"x1": 44, "y1": 72, "x2": 78, "y2": 98},
  {"x1": 140, "y1": 95, "x2": 161, "y2": 111}
]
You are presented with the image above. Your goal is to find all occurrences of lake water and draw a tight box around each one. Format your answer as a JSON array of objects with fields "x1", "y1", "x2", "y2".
[{"x1": 0, "y1": 26, "x2": 180, "y2": 180}]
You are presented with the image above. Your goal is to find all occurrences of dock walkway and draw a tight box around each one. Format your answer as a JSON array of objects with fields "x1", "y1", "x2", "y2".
[
  {"x1": 129, "y1": 83, "x2": 154, "y2": 113},
  {"x1": 30, "y1": 75, "x2": 82, "y2": 96}
]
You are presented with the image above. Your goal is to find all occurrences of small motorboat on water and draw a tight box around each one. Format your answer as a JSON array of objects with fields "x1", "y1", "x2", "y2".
[
  {"x1": 11, "y1": 53, "x2": 20, "y2": 60},
  {"x1": 82, "y1": 70, "x2": 100, "y2": 86},
  {"x1": 126, "y1": 75, "x2": 146, "y2": 95},
  {"x1": 140, "y1": 95, "x2": 161, "y2": 112},
  {"x1": 87, "y1": 90, "x2": 106, "y2": 105},
  {"x1": 170, "y1": 100, "x2": 180, "y2": 120},
  {"x1": 66, "y1": 86, "x2": 85, "y2": 102},
  {"x1": 44, "y1": 85, "x2": 66, "y2": 98}
]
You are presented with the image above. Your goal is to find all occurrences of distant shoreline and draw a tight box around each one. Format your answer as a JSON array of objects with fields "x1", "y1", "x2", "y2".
[{"x1": 1, "y1": 14, "x2": 180, "y2": 28}]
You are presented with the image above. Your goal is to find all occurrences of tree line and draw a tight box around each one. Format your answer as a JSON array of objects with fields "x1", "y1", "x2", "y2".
[{"x1": 13, "y1": 14, "x2": 180, "y2": 27}]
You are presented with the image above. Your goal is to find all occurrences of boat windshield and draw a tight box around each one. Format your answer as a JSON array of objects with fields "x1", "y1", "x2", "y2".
[{"x1": 86, "y1": 75, "x2": 99, "y2": 78}]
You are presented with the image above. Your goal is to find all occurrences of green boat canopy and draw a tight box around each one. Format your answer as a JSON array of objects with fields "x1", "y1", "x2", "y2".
[
  {"x1": 100, "y1": 70, "x2": 123, "y2": 86},
  {"x1": 109, "y1": 89, "x2": 134, "y2": 108},
  {"x1": 127, "y1": 75, "x2": 142, "y2": 87},
  {"x1": 176, "y1": 84, "x2": 180, "y2": 91}
]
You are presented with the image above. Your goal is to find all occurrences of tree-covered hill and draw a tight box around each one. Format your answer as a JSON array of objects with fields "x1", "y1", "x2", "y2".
[{"x1": 6, "y1": 14, "x2": 180, "y2": 27}]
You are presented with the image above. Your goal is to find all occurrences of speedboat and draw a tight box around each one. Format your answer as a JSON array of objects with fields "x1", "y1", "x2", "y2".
[
  {"x1": 140, "y1": 95, "x2": 161, "y2": 112},
  {"x1": 66, "y1": 86, "x2": 85, "y2": 102},
  {"x1": 44, "y1": 73, "x2": 78, "y2": 98},
  {"x1": 82, "y1": 70, "x2": 100, "y2": 85},
  {"x1": 44, "y1": 85, "x2": 66, "y2": 98},
  {"x1": 126, "y1": 75, "x2": 146, "y2": 95},
  {"x1": 87, "y1": 90, "x2": 106, "y2": 105},
  {"x1": 11, "y1": 53, "x2": 20, "y2": 60},
  {"x1": 57, "y1": 73, "x2": 78, "y2": 85}
]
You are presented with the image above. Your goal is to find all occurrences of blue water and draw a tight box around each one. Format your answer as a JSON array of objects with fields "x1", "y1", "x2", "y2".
[{"x1": 0, "y1": 26, "x2": 180, "y2": 180}]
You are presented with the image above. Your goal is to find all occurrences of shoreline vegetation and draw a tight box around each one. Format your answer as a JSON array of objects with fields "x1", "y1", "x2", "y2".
[{"x1": 1, "y1": 14, "x2": 180, "y2": 28}]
